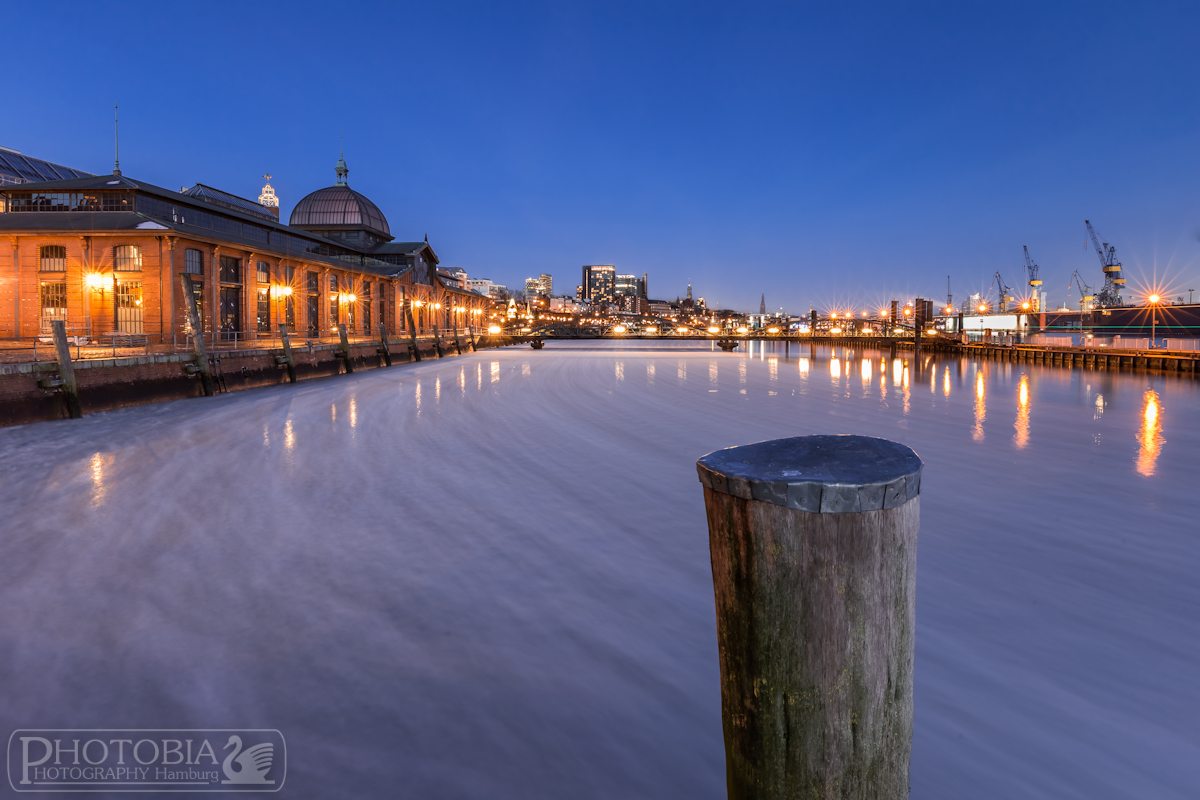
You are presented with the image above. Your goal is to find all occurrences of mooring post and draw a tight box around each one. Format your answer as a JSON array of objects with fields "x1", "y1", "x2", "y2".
[
  {"x1": 50, "y1": 320, "x2": 82, "y2": 419},
  {"x1": 403, "y1": 302, "x2": 422, "y2": 362},
  {"x1": 431, "y1": 323, "x2": 445, "y2": 358},
  {"x1": 697, "y1": 434, "x2": 921, "y2": 800},
  {"x1": 337, "y1": 326, "x2": 354, "y2": 373},
  {"x1": 378, "y1": 323, "x2": 393, "y2": 366},
  {"x1": 179, "y1": 273, "x2": 214, "y2": 397},
  {"x1": 279, "y1": 323, "x2": 297, "y2": 384}
]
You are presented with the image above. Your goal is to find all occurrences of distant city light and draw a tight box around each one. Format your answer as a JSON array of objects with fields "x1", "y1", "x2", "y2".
[
  {"x1": 767, "y1": 327, "x2": 780, "y2": 334},
  {"x1": 707, "y1": 326, "x2": 720, "y2": 333},
  {"x1": 736, "y1": 326, "x2": 748, "y2": 334},
  {"x1": 613, "y1": 325, "x2": 627, "y2": 333},
  {"x1": 487, "y1": 325, "x2": 502, "y2": 334}
]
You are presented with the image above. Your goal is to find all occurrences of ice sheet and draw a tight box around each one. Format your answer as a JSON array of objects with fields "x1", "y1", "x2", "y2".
[{"x1": 0, "y1": 340, "x2": 1196, "y2": 798}]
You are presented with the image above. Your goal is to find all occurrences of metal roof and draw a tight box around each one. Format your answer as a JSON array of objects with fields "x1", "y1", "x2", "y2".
[
  {"x1": 289, "y1": 185, "x2": 391, "y2": 239},
  {"x1": 0, "y1": 147, "x2": 93, "y2": 186},
  {"x1": 181, "y1": 184, "x2": 278, "y2": 222}
]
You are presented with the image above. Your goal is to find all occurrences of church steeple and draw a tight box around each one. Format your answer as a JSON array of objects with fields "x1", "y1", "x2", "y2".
[
  {"x1": 760, "y1": 293, "x2": 766, "y2": 315},
  {"x1": 335, "y1": 142, "x2": 349, "y2": 186}
]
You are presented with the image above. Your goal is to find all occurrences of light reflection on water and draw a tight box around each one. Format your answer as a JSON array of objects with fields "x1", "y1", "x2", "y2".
[{"x1": 1137, "y1": 389, "x2": 1163, "y2": 476}]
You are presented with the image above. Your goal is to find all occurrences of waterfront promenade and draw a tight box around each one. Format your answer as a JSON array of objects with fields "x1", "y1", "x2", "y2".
[{"x1": 0, "y1": 342, "x2": 1195, "y2": 798}]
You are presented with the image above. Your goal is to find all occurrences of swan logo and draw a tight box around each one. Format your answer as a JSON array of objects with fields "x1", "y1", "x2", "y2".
[
  {"x1": 7, "y1": 729, "x2": 285, "y2": 792},
  {"x1": 221, "y1": 735, "x2": 274, "y2": 785}
]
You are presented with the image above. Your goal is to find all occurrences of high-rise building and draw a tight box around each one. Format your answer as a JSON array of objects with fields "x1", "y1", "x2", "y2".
[
  {"x1": 760, "y1": 294, "x2": 766, "y2": 315},
  {"x1": 641, "y1": 273, "x2": 648, "y2": 299},
  {"x1": 525, "y1": 277, "x2": 541, "y2": 297},
  {"x1": 615, "y1": 274, "x2": 639, "y2": 298},
  {"x1": 581, "y1": 265, "x2": 616, "y2": 304},
  {"x1": 538, "y1": 273, "x2": 552, "y2": 296}
]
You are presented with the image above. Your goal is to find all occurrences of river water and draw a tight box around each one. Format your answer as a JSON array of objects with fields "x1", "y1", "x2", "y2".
[{"x1": 0, "y1": 341, "x2": 1196, "y2": 798}]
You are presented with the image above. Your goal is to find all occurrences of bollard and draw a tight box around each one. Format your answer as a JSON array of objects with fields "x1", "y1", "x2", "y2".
[{"x1": 697, "y1": 435, "x2": 922, "y2": 799}]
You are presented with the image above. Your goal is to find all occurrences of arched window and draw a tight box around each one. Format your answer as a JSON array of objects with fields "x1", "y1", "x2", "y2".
[
  {"x1": 114, "y1": 245, "x2": 141, "y2": 271},
  {"x1": 39, "y1": 245, "x2": 66, "y2": 271},
  {"x1": 185, "y1": 248, "x2": 203, "y2": 275}
]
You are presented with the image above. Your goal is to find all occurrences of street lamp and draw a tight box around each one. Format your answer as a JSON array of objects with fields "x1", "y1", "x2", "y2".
[{"x1": 1149, "y1": 294, "x2": 1160, "y2": 347}]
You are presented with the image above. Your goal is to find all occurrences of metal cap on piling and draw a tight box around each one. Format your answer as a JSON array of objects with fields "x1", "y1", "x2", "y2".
[{"x1": 697, "y1": 434, "x2": 923, "y2": 800}]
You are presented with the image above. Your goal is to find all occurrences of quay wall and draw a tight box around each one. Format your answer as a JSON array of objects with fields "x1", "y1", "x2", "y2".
[{"x1": 0, "y1": 336, "x2": 507, "y2": 428}]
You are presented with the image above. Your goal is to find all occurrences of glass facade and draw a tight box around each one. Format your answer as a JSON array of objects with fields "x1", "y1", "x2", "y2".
[
  {"x1": 288, "y1": 186, "x2": 390, "y2": 236},
  {"x1": 3, "y1": 191, "x2": 131, "y2": 212}
]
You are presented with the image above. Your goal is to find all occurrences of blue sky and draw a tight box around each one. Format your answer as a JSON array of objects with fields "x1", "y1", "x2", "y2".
[{"x1": 5, "y1": 1, "x2": 1199, "y2": 313}]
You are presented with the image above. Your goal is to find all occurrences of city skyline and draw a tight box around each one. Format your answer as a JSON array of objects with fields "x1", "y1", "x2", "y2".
[{"x1": 4, "y1": 3, "x2": 1200, "y2": 314}]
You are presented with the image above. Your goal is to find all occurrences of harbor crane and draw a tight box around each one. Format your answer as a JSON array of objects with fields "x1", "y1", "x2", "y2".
[
  {"x1": 992, "y1": 271, "x2": 1016, "y2": 312},
  {"x1": 1023, "y1": 245, "x2": 1042, "y2": 311},
  {"x1": 1070, "y1": 269, "x2": 1094, "y2": 312},
  {"x1": 1085, "y1": 220, "x2": 1125, "y2": 306}
]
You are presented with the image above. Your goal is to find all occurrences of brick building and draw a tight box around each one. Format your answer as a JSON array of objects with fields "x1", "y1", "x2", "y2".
[{"x1": 0, "y1": 153, "x2": 486, "y2": 343}]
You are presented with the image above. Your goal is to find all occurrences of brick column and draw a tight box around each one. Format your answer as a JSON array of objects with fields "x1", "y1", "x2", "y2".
[
  {"x1": 166, "y1": 237, "x2": 176, "y2": 337},
  {"x1": 210, "y1": 245, "x2": 220, "y2": 335},
  {"x1": 10, "y1": 236, "x2": 19, "y2": 338}
]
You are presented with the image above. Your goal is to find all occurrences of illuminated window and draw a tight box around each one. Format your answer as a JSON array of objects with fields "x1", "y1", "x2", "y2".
[
  {"x1": 114, "y1": 245, "x2": 141, "y2": 271},
  {"x1": 39, "y1": 245, "x2": 66, "y2": 271}
]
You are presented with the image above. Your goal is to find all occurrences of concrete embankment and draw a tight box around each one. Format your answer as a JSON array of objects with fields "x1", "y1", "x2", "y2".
[{"x1": 0, "y1": 335, "x2": 507, "y2": 428}]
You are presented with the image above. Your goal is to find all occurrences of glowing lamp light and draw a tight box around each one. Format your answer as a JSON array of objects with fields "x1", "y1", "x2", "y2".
[
  {"x1": 979, "y1": 304, "x2": 987, "y2": 312},
  {"x1": 487, "y1": 325, "x2": 502, "y2": 334},
  {"x1": 861, "y1": 311, "x2": 868, "y2": 317},
  {"x1": 767, "y1": 326, "x2": 780, "y2": 334},
  {"x1": 830, "y1": 327, "x2": 842, "y2": 334},
  {"x1": 520, "y1": 327, "x2": 532, "y2": 333},
  {"x1": 1021, "y1": 302, "x2": 1030, "y2": 310},
  {"x1": 904, "y1": 308, "x2": 912, "y2": 316},
  {"x1": 84, "y1": 273, "x2": 109, "y2": 289},
  {"x1": 645, "y1": 326, "x2": 657, "y2": 333},
  {"x1": 707, "y1": 326, "x2": 720, "y2": 334},
  {"x1": 613, "y1": 325, "x2": 627, "y2": 333},
  {"x1": 830, "y1": 312, "x2": 838, "y2": 319},
  {"x1": 736, "y1": 326, "x2": 748, "y2": 334},
  {"x1": 348, "y1": 294, "x2": 357, "y2": 302},
  {"x1": 945, "y1": 306, "x2": 952, "y2": 313},
  {"x1": 1149, "y1": 294, "x2": 1160, "y2": 304},
  {"x1": 412, "y1": 300, "x2": 424, "y2": 307},
  {"x1": 434, "y1": 303, "x2": 442, "y2": 309},
  {"x1": 677, "y1": 326, "x2": 689, "y2": 333}
]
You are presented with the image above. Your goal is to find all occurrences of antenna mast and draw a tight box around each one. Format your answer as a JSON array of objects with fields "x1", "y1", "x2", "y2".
[{"x1": 113, "y1": 103, "x2": 121, "y2": 176}]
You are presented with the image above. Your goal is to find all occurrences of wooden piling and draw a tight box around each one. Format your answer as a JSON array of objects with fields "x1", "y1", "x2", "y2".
[
  {"x1": 697, "y1": 435, "x2": 922, "y2": 800},
  {"x1": 50, "y1": 320, "x2": 82, "y2": 419},
  {"x1": 337, "y1": 326, "x2": 354, "y2": 373},
  {"x1": 279, "y1": 324, "x2": 297, "y2": 383},
  {"x1": 468, "y1": 326, "x2": 478, "y2": 352},
  {"x1": 179, "y1": 273, "x2": 214, "y2": 397},
  {"x1": 378, "y1": 323, "x2": 392, "y2": 367},
  {"x1": 403, "y1": 303, "x2": 422, "y2": 362},
  {"x1": 431, "y1": 324, "x2": 445, "y2": 358}
]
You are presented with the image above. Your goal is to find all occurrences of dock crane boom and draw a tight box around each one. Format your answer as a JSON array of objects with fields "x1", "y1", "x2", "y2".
[
  {"x1": 1069, "y1": 269, "x2": 1094, "y2": 311},
  {"x1": 1084, "y1": 220, "x2": 1125, "y2": 306},
  {"x1": 1023, "y1": 245, "x2": 1041, "y2": 287},
  {"x1": 992, "y1": 271, "x2": 1015, "y2": 312},
  {"x1": 1023, "y1": 245, "x2": 1042, "y2": 311}
]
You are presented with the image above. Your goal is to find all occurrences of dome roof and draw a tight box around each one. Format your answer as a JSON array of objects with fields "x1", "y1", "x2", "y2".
[{"x1": 289, "y1": 184, "x2": 391, "y2": 238}]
